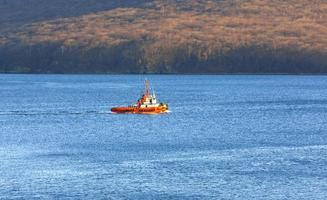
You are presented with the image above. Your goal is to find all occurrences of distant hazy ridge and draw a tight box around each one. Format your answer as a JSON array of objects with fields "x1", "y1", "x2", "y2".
[{"x1": 0, "y1": 0, "x2": 326, "y2": 73}]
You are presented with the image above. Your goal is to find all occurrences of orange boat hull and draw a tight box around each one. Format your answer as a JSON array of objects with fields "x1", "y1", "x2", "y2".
[{"x1": 111, "y1": 106, "x2": 168, "y2": 114}]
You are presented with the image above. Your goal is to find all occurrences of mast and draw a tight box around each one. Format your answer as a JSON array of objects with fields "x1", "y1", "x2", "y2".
[{"x1": 145, "y1": 79, "x2": 150, "y2": 97}]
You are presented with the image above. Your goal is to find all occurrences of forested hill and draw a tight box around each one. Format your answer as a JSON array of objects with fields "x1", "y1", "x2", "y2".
[{"x1": 0, "y1": 0, "x2": 326, "y2": 74}]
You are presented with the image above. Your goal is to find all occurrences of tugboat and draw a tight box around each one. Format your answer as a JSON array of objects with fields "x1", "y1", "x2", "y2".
[{"x1": 111, "y1": 80, "x2": 169, "y2": 114}]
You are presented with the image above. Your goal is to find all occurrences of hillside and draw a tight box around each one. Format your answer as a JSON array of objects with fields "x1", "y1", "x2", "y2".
[{"x1": 0, "y1": 0, "x2": 327, "y2": 73}]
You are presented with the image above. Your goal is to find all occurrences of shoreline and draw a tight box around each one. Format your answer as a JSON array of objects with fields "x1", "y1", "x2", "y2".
[{"x1": 1, "y1": 72, "x2": 327, "y2": 76}]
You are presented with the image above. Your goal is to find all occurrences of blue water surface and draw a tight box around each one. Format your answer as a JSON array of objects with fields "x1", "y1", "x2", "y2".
[{"x1": 0, "y1": 75, "x2": 326, "y2": 199}]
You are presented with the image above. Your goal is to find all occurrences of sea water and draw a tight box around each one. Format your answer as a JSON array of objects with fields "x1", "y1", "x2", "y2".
[{"x1": 0, "y1": 75, "x2": 326, "y2": 199}]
